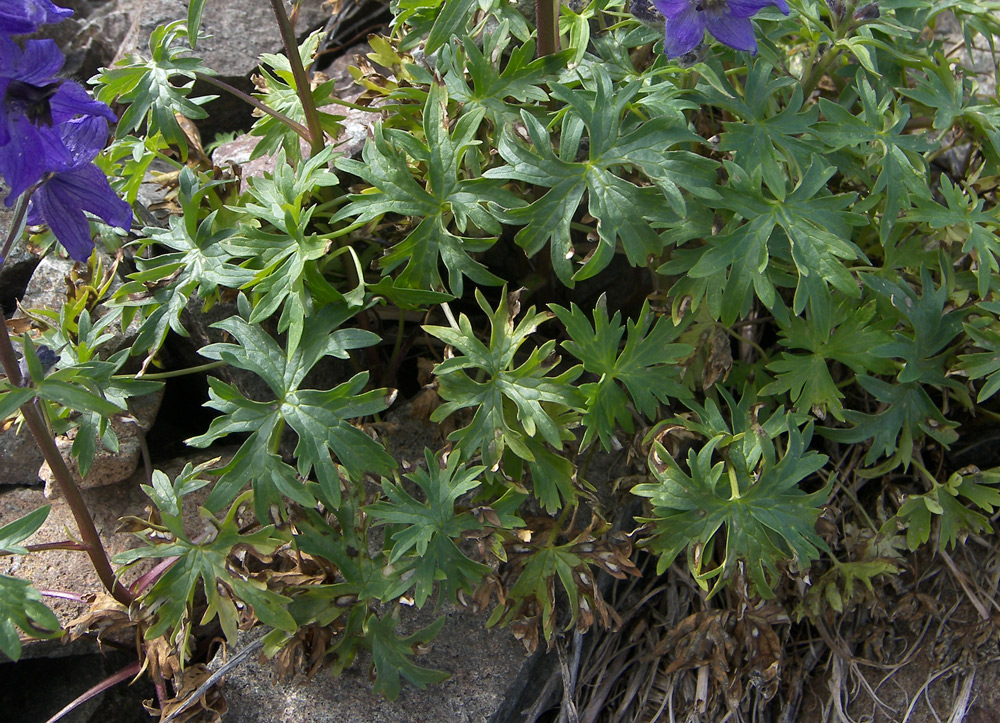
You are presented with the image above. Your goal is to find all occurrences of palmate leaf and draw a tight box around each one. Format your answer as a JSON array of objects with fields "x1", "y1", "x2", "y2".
[
  {"x1": 761, "y1": 300, "x2": 894, "y2": 419},
  {"x1": 441, "y1": 30, "x2": 567, "y2": 123},
  {"x1": 906, "y1": 178, "x2": 1000, "y2": 299},
  {"x1": 333, "y1": 83, "x2": 520, "y2": 295},
  {"x1": 92, "y1": 20, "x2": 215, "y2": 160},
  {"x1": 702, "y1": 58, "x2": 820, "y2": 200},
  {"x1": 425, "y1": 289, "x2": 584, "y2": 507},
  {"x1": 115, "y1": 492, "x2": 295, "y2": 652},
  {"x1": 897, "y1": 468, "x2": 1000, "y2": 552},
  {"x1": 815, "y1": 73, "x2": 933, "y2": 245},
  {"x1": 366, "y1": 612, "x2": 449, "y2": 701},
  {"x1": 115, "y1": 167, "x2": 252, "y2": 359},
  {"x1": 225, "y1": 147, "x2": 342, "y2": 356},
  {"x1": 249, "y1": 30, "x2": 343, "y2": 162},
  {"x1": 367, "y1": 449, "x2": 489, "y2": 607},
  {"x1": 187, "y1": 298, "x2": 396, "y2": 519},
  {"x1": 822, "y1": 376, "x2": 958, "y2": 473},
  {"x1": 864, "y1": 266, "x2": 967, "y2": 388},
  {"x1": 664, "y1": 158, "x2": 866, "y2": 326},
  {"x1": 485, "y1": 65, "x2": 707, "y2": 285},
  {"x1": 0, "y1": 575, "x2": 61, "y2": 660},
  {"x1": 958, "y1": 301, "x2": 1000, "y2": 402},
  {"x1": 550, "y1": 297, "x2": 692, "y2": 450},
  {"x1": 633, "y1": 420, "x2": 830, "y2": 598}
]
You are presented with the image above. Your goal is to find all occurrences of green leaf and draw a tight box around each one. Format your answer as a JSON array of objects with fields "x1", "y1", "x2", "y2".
[
  {"x1": 705, "y1": 59, "x2": 820, "y2": 200},
  {"x1": 761, "y1": 300, "x2": 894, "y2": 419},
  {"x1": 485, "y1": 65, "x2": 707, "y2": 285},
  {"x1": 634, "y1": 419, "x2": 830, "y2": 597},
  {"x1": 425, "y1": 289, "x2": 585, "y2": 500},
  {"x1": 822, "y1": 376, "x2": 958, "y2": 473},
  {"x1": 334, "y1": 83, "x2": 519, "y2": 295},
  {"x1": 815, "y1": 74, "x2": 932, "y2": 244},
  {"x1": 424, "y1": 0, "x2": 477, "y2": 54},
  {"x1": 366, "y1": 612, "x2": 449, "y2": 700},
  {"x1": 0, "y1": 386, "x2": 35, "y2": 422},
  {"x1": 897, "y1": 468, "x2": 1000, "y2": 551},
  {"x1": 906, "y1": 178, "x2": 1000, "y2": 299},
  {"x1": 116, "y1": 494, "x2": 295, "y2": 649},
  {"x1": 551, "y1": 297, "x2": 692, "y2": 449},
  {"x1": 367, "y1": 449, "x2": 488, "y2": 607},
  {"x1": 188, "y1": 302, "x2": 395, "y2": 517},
  {"x1": 93, "y1": 20, "x2": 215, "y2": 160},
  {"x1": 115, "y1": 167, "x2": 253, "y2": 359},
  {"x1": 0, "y1": 575, "x2": 61, "y2": 660},
  {"x1": 664, "y1": 158, "x2": 865, "y2": 325},
  {"x1": 0, "y1": 506, "x2": 50, "y2": 555}
]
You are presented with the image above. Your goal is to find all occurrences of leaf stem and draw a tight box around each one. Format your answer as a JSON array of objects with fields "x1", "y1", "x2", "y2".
[
  {"x1": 0, "y1": 309, "x2": 133, "y2": 606},
  {"x1": 193, "y1": 71, "x2": 312, "y2": 144},
  {"x1": 113, "y1": 359, "x2": 227, "y2": 381},
  {"x1": 268, "y1": 0, "x2": 326, "y2": 156}
]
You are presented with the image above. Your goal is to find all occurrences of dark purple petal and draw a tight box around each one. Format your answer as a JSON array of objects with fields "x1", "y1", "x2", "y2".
[
  {"x1": 11, "y1": 38, "x2": 65, "y2": 85},
  {"x1": 651, "y1": 0, "x2": 692, "y2": 19},
  {"x1": 0, "y1": 114, "x2": 70, "y2": 199},
  {"x1": 58, "y1": 115, "x2": 109, "y2": 166},
  {"x1": 662, "y1": 7, "x2": 706, "y2": 58},
  {"x1": 49, "y1": 81, "x2": 116, "y2": 127},
  {"x1": 726, "y1": 0, "x2": 790, "y2": 18},
  {"x1": 705, "y1": 14, "x2": 758, "y2": 52},
  {"x1": 0, "y1": 0, "x2": 72, "y2": 35},
  {"x1": 28, "y1": 163, "x2": 132, "y2": 261}
]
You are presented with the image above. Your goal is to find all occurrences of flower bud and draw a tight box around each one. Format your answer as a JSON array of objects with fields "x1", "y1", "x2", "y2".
[
  {"x1": 853, "y1": 2, "x2": 880, "y2": 22},
  {"x1": 824, "y1": 0, "x2": 845, "y2": 21}
]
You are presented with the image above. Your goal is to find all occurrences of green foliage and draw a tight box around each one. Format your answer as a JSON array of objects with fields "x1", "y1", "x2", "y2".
[
  {"x1": 118, "y1": 484, "x2": 296, "y2": 652},
  {"x1": 334, "y1": 82, "x2": 520, "y2": 295},
  {"x1": 367, "y1": 450, "x2": 489, "y2": 607},
  {"x1": 0, "y1": 575, "x2": 61, "y2": 661},
  {"x1": 485, "y1": 65, "x2": 708, "y2": 285},
  {"x1": 425, "y1": 289, "x2": 585, "y2": 510},
  {"x1": 92, "y1": 20, "x2": 215, "y2": 159},
  {"x1": 634, "y1": 403, "x2": 831, "y2": 597},
  {"x1": 187, "y1": 297, "x2": 396, "y2": 519},
  {"x1": 551, "y1": 296, "x2": 692, "y2": 450},
  {"x1": 896, "y1": 467, "x2": 1000, "y2": 551},
  {"x1": 12, "y1": 0, "x2": 1000, "y2": 703}
]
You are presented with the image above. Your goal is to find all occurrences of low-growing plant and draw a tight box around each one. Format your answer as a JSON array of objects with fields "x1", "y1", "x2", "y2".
[{"x1": 2, "y1": 0, "x2": 1000, "y2": 717}]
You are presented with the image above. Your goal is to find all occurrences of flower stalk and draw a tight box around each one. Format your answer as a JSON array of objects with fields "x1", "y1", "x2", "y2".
[
  {"x1": 0, "y1": 308, "x2": 132, "y2": 607},
  {"x1": 267, "y1": 0, "x2": 325, "y2": 156},
  {"x1": 536, "y1": 0, "x2": 560, "y2": 57}
]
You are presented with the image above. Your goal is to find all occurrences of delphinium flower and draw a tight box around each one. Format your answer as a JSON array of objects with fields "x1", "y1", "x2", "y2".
[
  {"x1": 651, "y1": 0, "x2": 790, "y2": 58},
  {"x1": 0, "y1": 0, "x2": 72, "y2": 36},
  {"x1": 24, "y1": 114, "x2": 132, "y2": 261},
  {"x1": 0, "y1": 0, "x2": 131, "y2": 262}
]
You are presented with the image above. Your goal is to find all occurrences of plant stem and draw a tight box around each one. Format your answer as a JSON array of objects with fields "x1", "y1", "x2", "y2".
[
  {"x1": 193, "y1": 72, "x2": 312, "y2": 143},
  {"x1": 536, "y1": 0, "x2": 560, "y2": 57},
  {"x1": 0, "y1": 310, "x2": 132, "y2": 606},
  {"x1": 268, "y1": 0, "x2": 325, "y2": 156},
  {"x1": 113, "y1": 359, "x2": 227, "y2": 381}
]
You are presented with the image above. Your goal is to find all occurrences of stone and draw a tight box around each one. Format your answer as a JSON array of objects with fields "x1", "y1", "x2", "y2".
[
  {"x1": 40, "y1": 386, "x2": 164, "y2": 498},
  {"x1": 0, "y1": 446, "x2": 237, "y2": 662},
  {"x1": 1, "y1": 252, "x2": 148, "y2": 489},
  {"x1": 213, "y1": 605, "x2": 530, "y2": 723}
]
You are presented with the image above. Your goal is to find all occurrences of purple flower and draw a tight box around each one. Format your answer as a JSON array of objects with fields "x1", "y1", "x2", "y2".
[
  {"x1": 0, "y1": 0, "x2": 72, "y2": 36},
  {"x1": 24, "y1": 116, "x2": 132, "y2": 261},
  {"x1": 0, "y1": 35, "x2": 115, "y2": 200},
  {"x1": 652, "y1": 0, "x2": 790, "y2": 58}
]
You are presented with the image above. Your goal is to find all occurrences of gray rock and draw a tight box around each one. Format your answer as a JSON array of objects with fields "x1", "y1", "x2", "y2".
[
  {"x1": 214, "y1": 606, "x2": 529, "y2": 723},
  {"x1": 40, "y1": 386, "x2": 164, "y2": 498}
]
